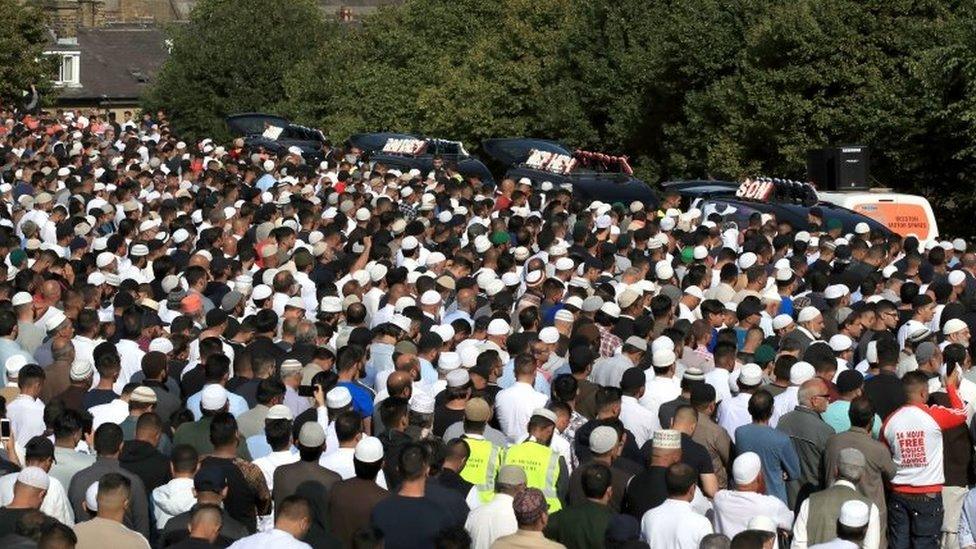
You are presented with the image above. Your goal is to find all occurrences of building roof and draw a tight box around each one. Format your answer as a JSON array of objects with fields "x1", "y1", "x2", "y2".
[{"x1": 58, "y1": 26, "x2": 168, "y2": 102}]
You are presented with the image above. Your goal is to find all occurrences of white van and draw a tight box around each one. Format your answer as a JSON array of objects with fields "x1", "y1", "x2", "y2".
[{"x1": 816, "y1": 189, "x2": 939, "y2": 242}]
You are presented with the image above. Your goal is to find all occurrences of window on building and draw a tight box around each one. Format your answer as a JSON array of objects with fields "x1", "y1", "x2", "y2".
[{"x1": 45, "y1": 52, "x2": 81, "y2": 87}]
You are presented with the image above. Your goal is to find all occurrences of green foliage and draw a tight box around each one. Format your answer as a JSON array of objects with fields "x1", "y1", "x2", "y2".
[
  {"x1": 0, "y1": 0, "x2": 58, "y2": 107},
  {"x1": 144, "y1": 0, "x2": 329, "y2": 142},
  {"x1": 158, "y1": 0, "x2": 976, "y2": 233}
]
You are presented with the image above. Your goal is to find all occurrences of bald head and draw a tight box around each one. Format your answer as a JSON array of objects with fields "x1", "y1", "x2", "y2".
[
  {"x1": 188, "y1": 254, "x2": 210, "y2": 269},
  {"x1": 798, "y1": 378, "x2": 827, "y2": 407},
  {"x1": 962, "y1": 253, "x2": 976, "y2": 270},
  {"x1": 387, "y1": 371, "x2": 413, "y2": 398},
  {"x1": 456, "y1": 288, "x2": 477, "y2": 312},
  {"x1": 395, "y1": 353, "x2": 419, "y2": 373},
  {"x1": 41, "y1": 280, "x2": 61, "y2": 302},
  {"x1": 671, "y1": 405, "x2": 698, "y2": 434}
]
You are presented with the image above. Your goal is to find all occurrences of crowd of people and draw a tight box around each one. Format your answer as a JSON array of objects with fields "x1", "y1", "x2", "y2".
[{"x1": 0, "y1": 106, "x2": 974, "y2": 549}]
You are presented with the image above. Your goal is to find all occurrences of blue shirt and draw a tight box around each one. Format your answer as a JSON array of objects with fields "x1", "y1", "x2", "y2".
[
  {"x1": 734, "y1": 327, "x2": 748, "y2": 350},
  {"x1": 823, "y1": 400, "x2": 881, "y2": 439},
  {"x1": 365, "y1": 342, "x2": 395, "y2": 390},
  {"x1": 0, "y1": 339, "x2": 32, "y2": 381},
  {"x1": 418, "y1": 358, "x2": 439, "y2": 386},
  {"x1": 245, "y1": 437, "x2": 297, "y2": 461},
  {"x1": 734, "y1": 423, "x2": 800, "y2": 505},
  {"x1": 339, "y1": 381, "x2": 374, "y2": 418},
  {"x1": 441, "y1": 310, "x2": 473, "y2": 329},
  {"x1": 777, "y1": 296, "x2": 794, "y2": 317},
  {"x1": 497, "y1": 358, "x2": 550, "y2": 394},
  {"x1": 246, "y1": 435, "x2": 272, "y2": 460},
  {"x1": 186, "y1": 384, "x2": 250, "y2": 419},
  {"x1": 255, "y1": 173, "x2": 276, "y2": 192}
]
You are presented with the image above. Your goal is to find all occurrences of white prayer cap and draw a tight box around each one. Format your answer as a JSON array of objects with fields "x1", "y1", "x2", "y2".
[
  {"x1": 326, "y1": 387, "x2": 352, "y2": 409},
  {"x1": 797, "y1": 306, "x2": 821, "y2": 323},
  {"x1": 539, "y1": 327, "x2": 560, "y2": 344},
  {"x1": 839, "y1": 500, "x2": 870, "y2": 528},
  {"x1": 789, "y1": 361, "x2": 816, "y2": 385},
  {"x1": 201, "y1": 385, "x2": 229, "y2": 410},
  {"x1": 824, "y1": 284, "x2": 849, "y2": 300},
  {"x1": 354, "y1": 436, "x2": 384, "y2": 463},
  {"x1": 487, "y1": 319, "x2": 510, "y2": 336},
  {"x1": 829, "y1": 334, "x2": 853, "y2": 352},
  {"x1": 732, "y1": 452, "x2": 762, "y2": 485},
  {"x1": 439, "y1": 352, "x2": 461, "y2": 372},
  {"x1": 944, "y1": 318, "x2": 968, "y2": 336},
  {"x1": 738, "y1": 363, "x2": 763, "y2": 386},
  {"x1": 651, "y1": 349, "x2": 676, "y2": 368}
]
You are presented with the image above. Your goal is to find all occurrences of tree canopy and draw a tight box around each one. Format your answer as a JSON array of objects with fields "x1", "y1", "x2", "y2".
[
  {"x1": 144, "y1": 0, "x2": 330, "y2": 142},
  {"x1": 150, "y1": 0, "x2": 976, "y2": 234},
  {"x1": 0, "y1": 0, "x2": 58, "y2": 108}
]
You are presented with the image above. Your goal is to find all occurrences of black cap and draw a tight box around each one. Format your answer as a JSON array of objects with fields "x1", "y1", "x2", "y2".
[
  {"x1": 194, "y1": 467, "x2": 227, "y2": 493},
  {"x1": 469, "y1": 362, "x2": 491, "y2": 380},
  {"x1": 736, "y1": 297, "x2": 762, "y2": 320},
  {"x1": 24, "y1": 436, "x2": 55, "y2": 461},
  {"x1": 620, "y1": 368, "x2": 646, "y2": 392},
  {"x1": 689, "y1": 383, "x2": 716, "y2": 406},
  {"x1": 568, "y1": 346, "x2": 596, "y2": 372},
  {"x1": 113, "y1": 292, "x2": 135, "y2": 309},
  {"x1": 205, "y1": 308, "x2": 228, "y2": 328},
  {"x1": 836, "y1": 370, "x2": 864, "y2": 394}
]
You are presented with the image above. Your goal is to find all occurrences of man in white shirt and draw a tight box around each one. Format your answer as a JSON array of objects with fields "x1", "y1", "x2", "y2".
[
  {"x1": 640, "y1": 462, "x2": 713, "y2": 548},
  {"x1": 717, "y1": 363, "x2": 764, "y2": 443},
  {"x1": 90, "y1": 385, "x2": 136, "y2": 432},
  {"x1": 7, "y1": 364, "x2": 47, "y2": 447},
  {"x1": 464, "y1": 465, "x2": 525, "y2": 549},
  {"x1": 704, "y1": 341, "x2": 738, "y2": 404},
  {"x1": 619, "y1": 368, "x2": 660, "y2": 448},
  {"x1": 712, "y1": 452, "x2": 792, "y2": 542},
  {"x1": 494, "y1": 355, "x2": 548, "y2": 443},
  {"x1": 771, "y1": 361, "x2": 815, "y2": 426},
  {"x1": 114, "y1": 318, "x2": 146, "y2": 394},
  {"x1": 252, "y1": 412, "x2": 299, "y2": 490},
  {"x1": 318, "y1": 410, "x2": 388, "y2": 488},
  {"x1": 0, "y1": 437, "x2": 73, "y2": 525},
  {"x1": 640, "y1": 348, "x2": 681, "y2": 422},
  {"x1": 228, "y1": 494, "x2": 313, "y2": 549}
]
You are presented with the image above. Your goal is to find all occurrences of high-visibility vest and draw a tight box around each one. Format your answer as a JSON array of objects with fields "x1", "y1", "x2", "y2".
[
  {"x1": 503, "y1": 440, "x2": 562, "y2": 513},
  {"x1": 460, "y1": 436, "x2": 503, "y2": 503}
]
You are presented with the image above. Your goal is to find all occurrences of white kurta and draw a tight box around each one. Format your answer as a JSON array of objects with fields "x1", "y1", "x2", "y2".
[{"x1": 641, "y1": 498, "x2": 713, "y2": 548}]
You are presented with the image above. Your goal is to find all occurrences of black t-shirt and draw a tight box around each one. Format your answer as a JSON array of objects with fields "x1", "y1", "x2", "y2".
[
  {"x1": 575, "y1": 420, "x2": 642, "y2": 465},
  {"x1": 0, "y1": 507, "x2": 32, "y2": 539},
  {"x1": 370, "y1": 495, "x2": 454, "y2": 549},
  {"x1": 864, "y1": 370, "x2": 906, "y2": 421},
  {"x1": 432, "y1": 405, "x2": 465, "y2": 438},
  {"x1": 638, "y1": 435, "x2": 714, "y2": 476},
  {"x1": 83, "y1": 389, "x2": 118, "y2": 410},
  {"x1": 425, "y1": 479, "x2": 469, "y2": 526},
  {"x1": 226, "y1": 377, "x2": 260, "y2": 409},
  {"x1": 622, "y1": 466, "x2": 668, "y2": 519},
  {"x1": 181, "y1": 366, "x2": 206, "y2": 400}
]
